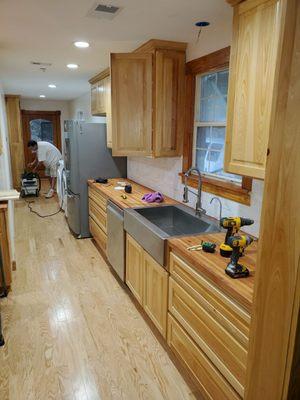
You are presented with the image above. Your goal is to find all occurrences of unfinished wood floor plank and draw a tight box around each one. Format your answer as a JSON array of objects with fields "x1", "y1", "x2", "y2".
[{"x1": 0, "y1": 195, "x2": 197, "y2": 400}]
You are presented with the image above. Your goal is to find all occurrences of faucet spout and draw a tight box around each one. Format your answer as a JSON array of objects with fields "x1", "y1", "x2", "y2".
[
  {"x1": 210, "y1": 197, "x2": 223, "y2": 221},
  {"x1": 183, "y1": 166, "x2": 206, "y2": 217}
]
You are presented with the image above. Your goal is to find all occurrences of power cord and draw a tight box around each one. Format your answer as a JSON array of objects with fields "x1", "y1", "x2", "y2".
[{"x1": 24, "y1": 199, "x2": 63, "y2": 218}]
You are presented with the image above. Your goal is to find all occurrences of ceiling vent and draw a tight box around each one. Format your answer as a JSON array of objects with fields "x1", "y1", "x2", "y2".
[
  {"x1": 87, "y1": 2, "x2": 122, "y2": 20},
  {"x1": 30, "y1": 61, "x2": 52, "y2": 66}
]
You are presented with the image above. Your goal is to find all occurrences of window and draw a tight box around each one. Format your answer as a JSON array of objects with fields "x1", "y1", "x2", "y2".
[{"x1": 193, "y1": 70, "x2": 241, "y2": 183}]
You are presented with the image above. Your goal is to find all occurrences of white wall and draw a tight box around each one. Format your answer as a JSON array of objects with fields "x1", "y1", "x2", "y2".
[
  {"x1": 69, "y1": 92, "x2": 106, "y2": 123},
  {"x1": 128, "y1": 157, "x2": 263, "y2": 237},
  {"x1": 0, "y1": 83, "x2": 15, "y2": 261}
]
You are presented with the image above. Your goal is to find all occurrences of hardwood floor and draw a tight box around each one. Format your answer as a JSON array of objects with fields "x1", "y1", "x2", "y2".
[{"x1": 0, "y1": 195, "x2": 198, "y2": 400}]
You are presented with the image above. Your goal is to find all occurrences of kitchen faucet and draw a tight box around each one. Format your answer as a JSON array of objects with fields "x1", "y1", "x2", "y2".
[
  {"x1": 183, "y1": 167, "x2": 206, "y2": 217},
  {"x1": 210, "y1": 197, "x2": 223, "y2": 221}
]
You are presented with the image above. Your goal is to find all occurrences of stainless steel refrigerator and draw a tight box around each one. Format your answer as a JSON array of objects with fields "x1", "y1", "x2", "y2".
[{"x1": 64, "y1": 120, "x2": 127, "y2": 238}]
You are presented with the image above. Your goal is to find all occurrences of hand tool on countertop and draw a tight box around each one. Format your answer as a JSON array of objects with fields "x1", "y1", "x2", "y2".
[
  {"x1": 225, "y1": 235, "x2": 253, "y2": 278},
  {"x1": 220, "y1": 217, "x2": 254, "y2": 257},
  {"x1": 187, "y1": 240, "x2": 216, "y2": 253}
]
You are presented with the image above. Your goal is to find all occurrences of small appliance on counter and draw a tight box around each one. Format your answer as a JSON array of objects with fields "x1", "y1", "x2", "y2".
[{"x1": 64, "y1": 120, "x2": 127, "y2": 238}]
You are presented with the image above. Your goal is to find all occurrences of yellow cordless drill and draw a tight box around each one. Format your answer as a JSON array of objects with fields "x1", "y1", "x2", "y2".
[
  {"x1": 225, "y1": 235, "x2": 253, "y2": 278},
  {"x1": 220, "y1": 217, "x2": 254, "y2": 257}
]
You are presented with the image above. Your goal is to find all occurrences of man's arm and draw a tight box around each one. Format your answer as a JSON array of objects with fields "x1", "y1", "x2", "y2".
[{"x1": 28, "y1": 157, "x2": 39, "y2": 170}]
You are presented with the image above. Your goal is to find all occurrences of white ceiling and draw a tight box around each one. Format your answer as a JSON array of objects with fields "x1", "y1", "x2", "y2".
[{"x1": 0, "y1": 0, "x2": 232, "y2": 101}]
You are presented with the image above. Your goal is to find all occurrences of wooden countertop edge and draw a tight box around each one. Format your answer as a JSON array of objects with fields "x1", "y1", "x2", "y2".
[
  {"x1": 87, "y1": 179, "x2": 178, "y2": 209},
  {"x1": 167, "y1": 240, "x2": 253, "y2": 313}
]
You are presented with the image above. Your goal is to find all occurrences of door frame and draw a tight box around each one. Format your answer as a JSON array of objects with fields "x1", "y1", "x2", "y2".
[{"x1": 21, "y1": 110, "x2": 62, "y2": 175}]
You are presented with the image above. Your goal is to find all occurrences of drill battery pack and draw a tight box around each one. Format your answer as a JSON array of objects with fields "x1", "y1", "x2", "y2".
[{"x1": 225, "y1": 263, "x2": 250, "y2": 279}]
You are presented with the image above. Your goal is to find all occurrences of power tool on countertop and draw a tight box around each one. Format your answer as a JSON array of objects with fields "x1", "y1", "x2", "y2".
[
  {"x1": 220, "y1": 217, "x2": 254, "y2": 257},
  {"x1": 225, "y1": 235, "x2": 253, "y2": 278}
]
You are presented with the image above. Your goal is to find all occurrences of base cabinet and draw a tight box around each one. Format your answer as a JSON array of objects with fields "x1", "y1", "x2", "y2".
[
  {"x1": 126, "y1": 234, "x2": 144, "y2": 305},
  {"x1": 88, "y1": 186, "x2": 108, "y2": 255},
  {"x1": 168, "y1": 315, "x2": 240, "y2": 400},
  {"x1": 126, "y1": 234, "x2": 168, "y2": 338},
  {"x1": 143, "y1": 251, "x2": 168, "y2": 337}
]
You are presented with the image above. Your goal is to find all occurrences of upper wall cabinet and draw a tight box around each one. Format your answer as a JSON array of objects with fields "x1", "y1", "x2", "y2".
[
  {"x1": 111, "y1": 39, "x2": 187, "y2": 157},
  {"x1": 224, "y1": 0, "x2": 282, "y2": 179},
  {"x1": 89, "y1": 69, "x2": 112, "y2": 148}
]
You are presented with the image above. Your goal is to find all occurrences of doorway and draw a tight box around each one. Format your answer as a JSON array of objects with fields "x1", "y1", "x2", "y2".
[{"x1": 21, "y1": 110, "x2": 61, "y2": 177}]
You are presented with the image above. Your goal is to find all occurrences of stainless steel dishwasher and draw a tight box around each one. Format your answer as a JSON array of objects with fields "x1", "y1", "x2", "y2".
[{"x1": 107, "y1": 200, "x2": 125, "y2": 281}]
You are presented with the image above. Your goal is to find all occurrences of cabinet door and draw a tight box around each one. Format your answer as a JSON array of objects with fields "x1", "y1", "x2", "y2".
[
  {"x1": 91, "y1": 83, "x2": 98, "y2": 115},
  {"x1": 224, "y1": 0, "x2": 281, "y2": 179},
  {"x1": 154, "y1": 50, "x2": 185, "y2": 157},
  {"x1": 0, "y1": 208, "x2": 12, "y2": 287},
  {"x1": 143, "y1": 251, "x2": 168, "y2": 338},
  {"x1": 104, "y1": 76, "x2": 112, "y2": 148},
  {"x1": 126, "y1": 234, "x2": 144, "y2": 305},
  {"x1": 111, "y1": 53, "x2": 153, "y2": 156},
  {"x1": 97, "y1": 80, "x2": 106, "y2": 114}
]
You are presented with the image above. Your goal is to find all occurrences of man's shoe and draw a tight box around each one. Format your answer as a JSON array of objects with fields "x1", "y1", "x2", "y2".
[{"x1": 45, "y1": 189, "x2": 55, "y2": 198}]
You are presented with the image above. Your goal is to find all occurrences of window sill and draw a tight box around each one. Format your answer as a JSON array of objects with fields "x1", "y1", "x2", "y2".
[{"x1": 179, "y1": 173, "x2": 251, "y2": 206}]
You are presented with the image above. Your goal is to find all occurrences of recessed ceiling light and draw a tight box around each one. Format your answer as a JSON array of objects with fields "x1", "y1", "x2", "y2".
[
  {"x1": 67, "y1": 63, "x2": 79, "y2": 69},
  {"x1": 48, "y1": 84, "x2": 56, "y2": 88},
  {"x1": 74, "y1": 41, "x2": 90, "y2": 48},
  {"x1": 39, "y1": 95, "x2": 46, "y2": 98}
]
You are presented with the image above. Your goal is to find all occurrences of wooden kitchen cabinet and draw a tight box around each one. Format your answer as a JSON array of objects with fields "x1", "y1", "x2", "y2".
[
  {"x1": 5, "y1": 95, "x2": 24, "y2": 189},
  {"x1": 168, "y1": 251, "x2": 250, "y2": 398},
  {"x1": 88, "y1": 186, "x2": 108, "y2": 255},
  {"x1": 126, "y1": 234, "x2": 169, "y2": 338},
  {"x1": 224, "y1": 0, "x2": 282, "y2": 179},
  {"x1": 0, "y1": 204, "x2": 12, "y2": 290},
  {"x1": 143, "y1": 251, "x2": 168, "y2": 338},
  {"x1": 168, "y1": 315, "x2": 240, "y2": 400},
  {"x1": 111, "y1": 39, "x2": 186, "y2": 157},
  {"x1": 89, "y1": 69, "x2": 112, "y2": 148},
  {"x1": 126, "y1": 234, "x2": 144, "y2": 306}
]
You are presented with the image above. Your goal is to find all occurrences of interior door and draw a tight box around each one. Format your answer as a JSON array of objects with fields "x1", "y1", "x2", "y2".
[
  {"x1": 111, "y1": 52, "x2": 153, "y2": 156},
  {"x1": 21, "y1": 110, "x2": 61, "y2": 177}
]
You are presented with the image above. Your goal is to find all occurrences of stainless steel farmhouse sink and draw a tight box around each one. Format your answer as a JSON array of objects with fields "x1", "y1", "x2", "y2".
[{"x1": 124, "y1": 204, "x2": 220, "y2": 266}]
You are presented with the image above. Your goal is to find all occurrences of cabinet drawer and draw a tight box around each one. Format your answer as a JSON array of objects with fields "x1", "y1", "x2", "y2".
[
  {"x1": 89, "y1": 216, "x2": 107, "y2": 253},
  {"x1": 169, "y1": 278, "x2": 245, "y2": 396},
  {"x1": 88, "y1": 187, "x2": 107, "y2": 212},
  {"x1": 89, "y1": 198, "x2": 107, "y2": 233},
  {"x1": 167, "y1": 314, "x2": 240, "y2": 400},
  {"x1": 169, "y1": 252, "x2": 250, "y2": 347}
]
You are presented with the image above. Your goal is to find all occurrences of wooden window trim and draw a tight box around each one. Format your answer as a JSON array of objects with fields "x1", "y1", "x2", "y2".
[{"x1": 182, "y1": 46, "x2": 252, "y2": 206}]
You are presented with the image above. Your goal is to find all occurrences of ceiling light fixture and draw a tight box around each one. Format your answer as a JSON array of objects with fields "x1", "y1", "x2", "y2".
[
  {"x1": 67, "y1": 63, "x2": 79, "y2": 69},
  {"x1": 74, "y1": 41, "x2": 90, "y2": 48},
  {"x1": 39, "y1": 95, "x2": 46, "y2": 98},
  {"x1": 48, "y1": 84, "x2": 56, "y2": 88}
]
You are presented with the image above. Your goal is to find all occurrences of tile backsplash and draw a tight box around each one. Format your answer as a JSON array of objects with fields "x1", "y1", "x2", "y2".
[{"x1": 128, "y1": 156, "x2": 264, "y2": 237}]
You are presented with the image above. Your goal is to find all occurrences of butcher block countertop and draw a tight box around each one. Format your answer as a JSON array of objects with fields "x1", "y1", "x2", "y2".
[
  {"x1": 168, "y1": 232, "x2": 257, "y2": 313},
  {"x1": 88, "y1": 178, "x2": 177, "y2": 209}
]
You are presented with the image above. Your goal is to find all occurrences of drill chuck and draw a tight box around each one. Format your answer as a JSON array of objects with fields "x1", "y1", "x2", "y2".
[{"x1": 239, "y1": 218, "x2": 255, "y2": 227}]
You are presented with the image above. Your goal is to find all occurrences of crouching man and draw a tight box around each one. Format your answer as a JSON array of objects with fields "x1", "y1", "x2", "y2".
[{"x1": 27, "y1": 140, "x2": 62, "y2": 198}]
